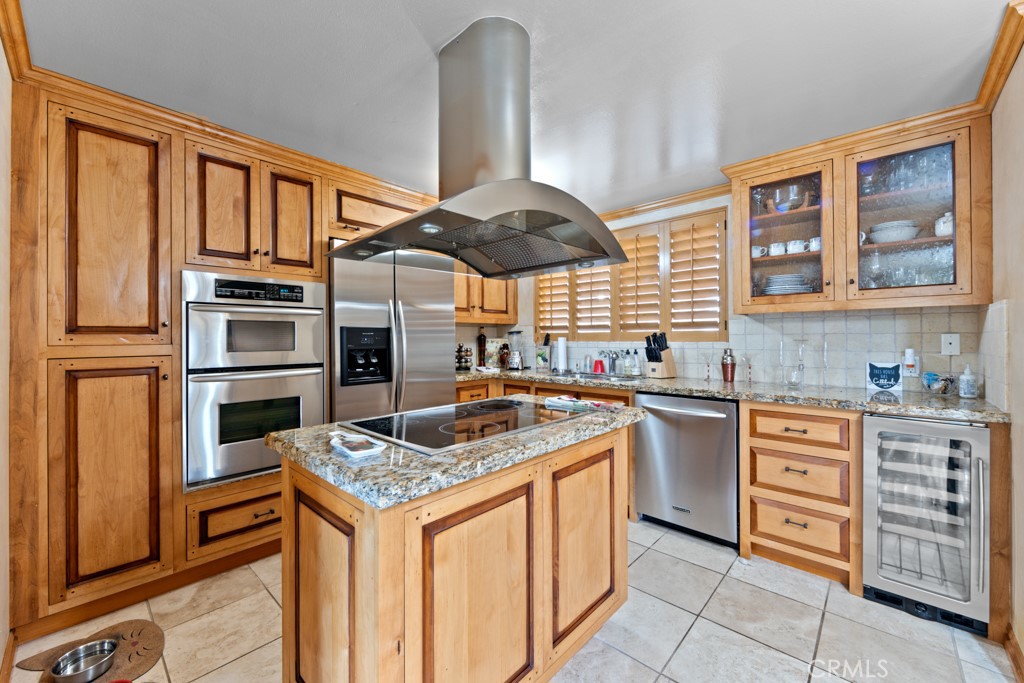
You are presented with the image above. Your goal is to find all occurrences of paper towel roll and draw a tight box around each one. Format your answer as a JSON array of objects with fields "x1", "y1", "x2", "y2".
[{"x1": 556, "y1": 337, "x2": 567, "y2": 372}]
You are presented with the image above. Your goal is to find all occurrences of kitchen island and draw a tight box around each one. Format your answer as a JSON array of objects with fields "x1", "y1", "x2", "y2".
[{"x1": 265, "y1": 395, "x2": 646, "y2": 683}]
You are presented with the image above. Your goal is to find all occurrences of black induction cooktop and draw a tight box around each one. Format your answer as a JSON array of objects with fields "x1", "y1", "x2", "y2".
[{"x1": 338, "y1": 398, "x2": 579, "y2": 455}]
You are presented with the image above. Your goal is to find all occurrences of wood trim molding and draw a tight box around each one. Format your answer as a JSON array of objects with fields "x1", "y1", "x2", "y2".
[
  {"x1": 599, "y1": 183, "x2": 731, "y2": 223},
  {"x1": 1, "y1": 631, "x2": 15, "y2": 683},
  {"x1": 0, "y1": 0, "x2": 30, "y2": 79},
  {"x1": 421, "y1": 483, "x2": 535, "y2": 683},
  {"x1": 1006, "y1": 624, "x2": 1024, "y2": 683},
  {"x1": 551, "y1": 449, "x2": 615, "y2": 648},
  {"x1": 294, "y1": 490, "x2": 356, "y2": 683},
  {"x1": 977, "y1": 3, "x2": 1024, "y2": 111}
]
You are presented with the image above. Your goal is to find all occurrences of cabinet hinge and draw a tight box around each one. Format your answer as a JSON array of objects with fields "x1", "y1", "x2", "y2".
[{"x1": 724, "y1": 320, "x2": 729, "y2": 331}]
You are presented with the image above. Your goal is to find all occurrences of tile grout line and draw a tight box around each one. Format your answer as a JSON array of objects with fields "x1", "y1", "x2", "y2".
[
  {"x1": 154, "y1": 566, "x2": 272, "y2": 633},
  {"x1": 182, "y1": 637, "x2": 283, "y2": 683},
  {"x1": 145, "y1": 599, "x2": 175, "y2": 683},
  {"x1": 806, "y1": 582, "x2": 831, "y2": 682}
]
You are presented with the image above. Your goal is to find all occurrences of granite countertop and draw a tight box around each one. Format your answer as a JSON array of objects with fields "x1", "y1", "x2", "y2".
[
  {"x1": 265, "y1": 394, "x2": 646, "y2": 510},
  {"x1": 457, "y1": 370, "x2": 1009, "y2": 423}
]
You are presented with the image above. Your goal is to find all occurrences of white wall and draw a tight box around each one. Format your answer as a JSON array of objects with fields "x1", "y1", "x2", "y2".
[
  {"x1": 0, "y1": 52, "x2": 12, "y2": 659},
  {"x1": 991, "y1": 40, "x2": 1024, "y2": 645}
]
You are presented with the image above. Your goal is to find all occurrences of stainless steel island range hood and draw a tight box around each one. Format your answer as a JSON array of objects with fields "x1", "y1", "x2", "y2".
[{"x1": 329, "y1": 17, "x2": 627, "y2": 279}]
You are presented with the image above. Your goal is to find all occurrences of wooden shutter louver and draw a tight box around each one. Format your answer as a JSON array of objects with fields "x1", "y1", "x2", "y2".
[
  {"x1": 535, "y1": 271, "x2": 571, "y2": 338},
  {"x1": 668, "y1": 212, "x2": 726, "y2": 335},
  {"x1": 617, "y1": 226, "x2": 662, "y2": 337},
  {"x1": 574, "y1": 266, "x2": 614, "y2": 336}
]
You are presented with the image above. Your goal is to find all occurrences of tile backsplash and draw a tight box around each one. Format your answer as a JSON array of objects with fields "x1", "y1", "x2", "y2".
[{"x1": 459, "y1": 304, "x2": 1006, "y2": 403}]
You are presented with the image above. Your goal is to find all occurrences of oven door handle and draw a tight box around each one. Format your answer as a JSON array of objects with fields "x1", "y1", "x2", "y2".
[
  {"x1": 397, "y1": 300, "x2": 408, "y2": 411},
  {"x1": 188, "y1": 304, "x2": 323, "y2": 316},
  {"x1": 188, "y1": 367, "x2": 323, "y2": 382},
  {"x1": 388, "y1": 299, "x2": 399, "y2": 412}
]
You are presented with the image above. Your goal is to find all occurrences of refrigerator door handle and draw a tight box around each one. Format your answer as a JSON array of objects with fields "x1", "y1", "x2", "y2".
[
  {"x1": 978, "y1": 457, "x2": 985, "y2": 594},
  {"x1": 397, "y1": 300, "x2": 409, "y2": 411},
  {"x1": 388, "y1": 299, "x2": 399, "y2": 412}
]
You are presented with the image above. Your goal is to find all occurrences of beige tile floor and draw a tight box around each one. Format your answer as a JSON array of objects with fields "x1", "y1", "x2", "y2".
[{"x1": 8, "y1": 521, "x2": 1016, "y2": 682}]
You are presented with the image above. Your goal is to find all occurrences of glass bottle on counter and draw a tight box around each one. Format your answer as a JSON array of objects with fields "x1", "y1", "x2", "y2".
[{"x1": 476, "y1": 326, "x2": 486, "y2": 367}]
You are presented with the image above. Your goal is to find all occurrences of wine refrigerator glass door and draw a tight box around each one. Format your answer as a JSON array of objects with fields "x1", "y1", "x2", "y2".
[{"x1": 863, "y1": 415, "x2": 989, "y2": 624}]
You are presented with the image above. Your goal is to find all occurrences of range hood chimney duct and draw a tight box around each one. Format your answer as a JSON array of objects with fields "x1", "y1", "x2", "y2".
[{"x1": 329, "y1": 17, "x2": 627, "y2": 279}]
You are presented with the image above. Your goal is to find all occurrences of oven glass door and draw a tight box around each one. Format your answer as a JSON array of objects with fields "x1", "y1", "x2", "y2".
[
  {"x1": 186, "y1": 366, "x2": 324, "y2": 487},
  {"x1": 187, "y1": 303, "x2": 325, "y2": 370}
]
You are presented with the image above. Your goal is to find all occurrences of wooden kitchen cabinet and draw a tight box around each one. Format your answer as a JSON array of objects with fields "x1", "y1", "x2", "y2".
[
  {"x1": 185, "y1": 139, "x2": 261, "y2": 271},
  {"x1": 46, "y1": 356, "x2": 174, "y2": 606},
  {"x1": 186, "y1": 482, "x2": 282, "y2": 562},
  {"x1": 739, "y1": 402, "x2": 862, "y2": 592},
  {"x1": 46, "y1": 102, "x2": 172, "y2": 346},
  {"x1": 327, "y1": 181, "x2": 417, "y2": 240},
  {"x1": 727, "y1": 115, "x2": 991, "y2": 313},
  {"x1": 456, "y1": 380, "x2": 492, "y2": 402},
  {"x1": 454, "y1": 261, "x2": 518, "y2": 325},
  {"x1": 260, "y1": 161, "x2": 323, "y2": 277}
]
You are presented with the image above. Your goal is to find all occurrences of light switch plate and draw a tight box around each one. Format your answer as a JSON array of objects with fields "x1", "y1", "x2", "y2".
[{"x1": 941, "y1": 333, "x2": 960, "y2": 356}]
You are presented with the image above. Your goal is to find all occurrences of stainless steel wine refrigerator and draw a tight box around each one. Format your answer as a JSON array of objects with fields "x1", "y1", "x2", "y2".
[{"x1": 862, "y1": 414, "x2": 990, "y2": 635}]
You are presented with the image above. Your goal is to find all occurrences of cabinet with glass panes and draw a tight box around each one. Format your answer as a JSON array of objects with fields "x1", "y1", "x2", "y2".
[
  {"x1": 736, "y1": 160, "x2": 835, "y2": 309},
  {"x1": 845, "y1": 129, "x2": 974, "y2": 302},
  {"x1": 727, "y1": 116, "x2": 991, "y2": 313}
]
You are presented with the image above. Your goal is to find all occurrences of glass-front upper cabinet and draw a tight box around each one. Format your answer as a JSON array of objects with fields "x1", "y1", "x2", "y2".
[
  {"x1": 738, "y1": 161, "x2": 834, "y2": 307},
  {"x1": 846, "y1": 129, "x2": 972, "y2": 301}
]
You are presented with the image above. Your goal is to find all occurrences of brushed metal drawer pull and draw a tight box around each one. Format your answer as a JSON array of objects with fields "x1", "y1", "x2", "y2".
[
  {"x1": 784, "y1": 466, "x2": 810, "y2": 475},
  {"x1": 253, "y1": 509, "x2": 276, "y2": 520},
  {"x1": 783, "y1": 427, "x2": 809, "y2": 434},
  {"x1": 784, "y1": 517, "x2": 809, "y2": 529}
]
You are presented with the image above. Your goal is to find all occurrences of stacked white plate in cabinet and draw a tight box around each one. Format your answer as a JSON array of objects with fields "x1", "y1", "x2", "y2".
[
  {"x1": 869, "y1": 220, "x2": 920, "y2": 244},
  {"x1": 763, "y1": 274, "x2": 813, "y2": 295}
]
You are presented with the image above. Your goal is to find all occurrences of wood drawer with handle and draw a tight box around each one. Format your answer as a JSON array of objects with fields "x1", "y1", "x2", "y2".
[
  {"x1": 750, "y1": 496, "x2": 850, "y2": 562},
  {"x1": 750, "y1": 447, "x2": 849, "y2": 506},
  {"x1": 187, "y1": 486, "x2": 282, "y2": 561},
  {"x1": 456, "y1": 381, "x2": 490, "y2": 402},
  {"x1": 749, "y1": 409, "x2": 849, "y2": 450}
]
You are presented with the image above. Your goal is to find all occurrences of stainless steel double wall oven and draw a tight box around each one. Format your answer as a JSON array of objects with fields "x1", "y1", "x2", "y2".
[{"x1": 183, "y1": 270, "x2": 326, "y2": 488}]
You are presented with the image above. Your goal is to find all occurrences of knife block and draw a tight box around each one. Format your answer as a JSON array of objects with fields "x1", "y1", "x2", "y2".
[{"x1": 645, "y1": 351, "x2": 676, "y2": 379}]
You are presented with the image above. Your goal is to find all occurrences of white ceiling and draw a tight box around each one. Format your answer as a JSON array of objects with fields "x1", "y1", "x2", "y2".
[{"x1": 21, "y1": 0, "x2": 1006, "y2": 212}]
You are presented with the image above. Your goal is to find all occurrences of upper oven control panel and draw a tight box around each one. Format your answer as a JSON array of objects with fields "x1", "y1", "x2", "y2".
[{"x1": 214, "y1": 279, "x2": 304, "y2": 302}]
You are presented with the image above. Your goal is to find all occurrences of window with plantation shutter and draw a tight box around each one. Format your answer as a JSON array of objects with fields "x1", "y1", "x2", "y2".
[
  {"x1": 532, "y1": 206, "x2": 727, "y2": 343},
  {"x1": 573, "y1": 265, "x2": 615, "y2": 337},
  {"x1": 617, "y1": 225, "x2": 662, "y2": 338},
  {"x1": 535, "y1": 271, "x2": 571, "y2": 338},
  {"x1": 668, "y1": 210, "x2": 727, "y2": 338}
]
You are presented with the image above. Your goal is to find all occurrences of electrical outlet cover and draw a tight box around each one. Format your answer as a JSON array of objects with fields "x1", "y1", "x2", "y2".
[{"x1": 940, "y1": 333, "x2": 960, "y2": 356}]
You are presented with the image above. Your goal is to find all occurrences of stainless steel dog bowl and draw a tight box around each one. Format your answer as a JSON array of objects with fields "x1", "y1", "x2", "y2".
[{"x1": 50, "y1": 638, "x2": 118, "y2": 683}]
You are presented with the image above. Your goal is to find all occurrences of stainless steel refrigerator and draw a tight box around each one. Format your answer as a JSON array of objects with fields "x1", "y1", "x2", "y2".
[{"x1": 329, "y1": 242, "x2": 456, "y2": 421}]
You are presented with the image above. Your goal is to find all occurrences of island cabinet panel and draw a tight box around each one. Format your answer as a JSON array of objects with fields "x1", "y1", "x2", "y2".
[
  {"x1": 550, "y1": 450, "x2": 614, "y2": 646},
  {"x1": 260, "y1": 162, "x2": 322, "y2": 277},
  {"x1": 297, "y1": 493, "x2": 355, "y2": 683},
  {"x1": 46, "y1": 357, "x2": 173, "y2": 606},
  {"x1": 46, "y1": 103, "x2": 172, "y2": 346},
  {"x1": 185, "y1": 140, "x2": 261, "y2": 270},
  {"x1": 283, "y1": 467, "x2": 363, "y2": 683},
  {"x1": 406, "y1": 465, "x2": 540, "y2": 683}
]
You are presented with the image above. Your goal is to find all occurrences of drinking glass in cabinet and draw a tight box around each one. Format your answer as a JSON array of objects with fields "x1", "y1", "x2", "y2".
[
  {"x1": 748, "y1": 171, "x2": 824, "y2": 297},
  {"x1": 855, "y1": 142, "x2": 956, "y2": 290}
]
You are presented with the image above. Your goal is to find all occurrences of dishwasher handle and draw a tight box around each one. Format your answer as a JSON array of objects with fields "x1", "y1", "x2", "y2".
[{"x1": 644, "y1": 404, "x2": 729, "y2": 419}]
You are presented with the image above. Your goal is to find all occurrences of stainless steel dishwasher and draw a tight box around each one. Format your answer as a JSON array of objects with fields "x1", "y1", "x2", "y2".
[{"x1": 635, "y1": 394, "x2": 738, "y2": 544}]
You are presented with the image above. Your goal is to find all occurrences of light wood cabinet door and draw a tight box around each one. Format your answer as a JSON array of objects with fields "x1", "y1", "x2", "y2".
[
  {"x1": 327, "y1": 181, "x2": 416, "y2": 240},
  {"x1": 480, "y1": 278, "x2": 516, "y2": 321},
  {"x1": 47, "y1": 357, "x2": 173, "y2": 605},
  {"x1": 454, "y1": 262, "x2": 473, "y2": 317},
  {"x1": 46, "y1": 103, "x2": 172, "y2": 346},
  {"x1": 260, "y1": 162, "x2": 322, "y2": 277},
  {"x1": 405, "y1": 466, "x2": 540, "y2": 683},
  {"x1": 543, "y1": 441, "x2": 622, "y2": 658},
  {"x1": 185, "y1": 140, "x2": 261, "y2": 270}
]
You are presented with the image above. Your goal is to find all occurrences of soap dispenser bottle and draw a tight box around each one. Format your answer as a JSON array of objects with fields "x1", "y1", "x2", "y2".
[{"x1": 958, "y1": 365, "x2": 979, "y2": 398}]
